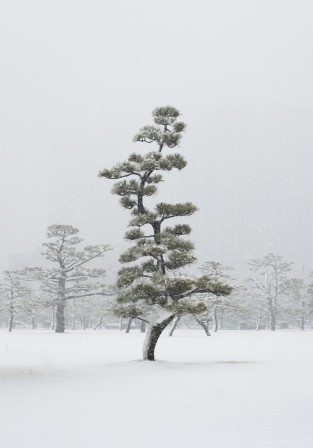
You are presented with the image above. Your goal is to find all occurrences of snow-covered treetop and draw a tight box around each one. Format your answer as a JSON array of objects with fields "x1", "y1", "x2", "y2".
[{"x1": 99, "y1": 106, "x2": 232, "y2": 321}]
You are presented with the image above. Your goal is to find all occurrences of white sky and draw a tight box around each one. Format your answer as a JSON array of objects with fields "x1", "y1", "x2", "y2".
[{"x1": 1, "y1": 0, "x2": 313, "y2": 279}]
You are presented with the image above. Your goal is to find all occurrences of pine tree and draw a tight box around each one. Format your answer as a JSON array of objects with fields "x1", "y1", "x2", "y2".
[
  {"x1": 99, "y1": 106, "x2": 232, "y2": 361},
  {"x1": 27, "y1": 225, "x2": 111, "y2": 333}
]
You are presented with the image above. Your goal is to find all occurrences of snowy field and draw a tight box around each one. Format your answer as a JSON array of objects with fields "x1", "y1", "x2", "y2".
[{"x1": 0, "y1": 330, "x2": 313, "y2": 448}]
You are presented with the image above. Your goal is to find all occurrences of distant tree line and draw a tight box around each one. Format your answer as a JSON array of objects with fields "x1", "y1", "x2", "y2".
[
  {"x1": 1, "y1": 248, "x2": 312, "y2": 334},
  {"x1": 1, "y1": 106, "x2": 312, "y2": 362}
]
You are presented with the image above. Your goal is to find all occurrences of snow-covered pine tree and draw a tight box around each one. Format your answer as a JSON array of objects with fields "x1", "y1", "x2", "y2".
[
  {"x1": 99, "y1": 106, "x2": 232, "y2": 361},
  {"x1": 32, "y1": 225, "x2": 111, "y2": 333}
]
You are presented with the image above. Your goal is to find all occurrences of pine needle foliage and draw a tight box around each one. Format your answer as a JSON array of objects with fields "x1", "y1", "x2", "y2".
[{"x1": 99, "y1": 106, "x2": 232, "y2": 323}]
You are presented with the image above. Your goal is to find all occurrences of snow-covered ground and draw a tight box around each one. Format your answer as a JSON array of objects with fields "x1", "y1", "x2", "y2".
[{"x1": 0, "y1": 329, "x2": 313, "y2": 448}]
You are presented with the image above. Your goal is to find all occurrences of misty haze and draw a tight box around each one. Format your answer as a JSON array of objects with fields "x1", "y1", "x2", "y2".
[{"x1": 1, "y1": 1, "x2": 313, "y2": 447}]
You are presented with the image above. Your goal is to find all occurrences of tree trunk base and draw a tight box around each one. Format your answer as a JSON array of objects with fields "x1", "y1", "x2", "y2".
[
  {"x1": 143, "y1": 315, "x2": 175, "y2": 361},
  {"x1": 55, "y1": 302, "x2": 65, "y2": 333}
]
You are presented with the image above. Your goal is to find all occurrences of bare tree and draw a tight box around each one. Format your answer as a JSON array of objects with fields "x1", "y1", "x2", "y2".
[{"x1": 248, "y1": 253, "x2": 292, "y2": 331}]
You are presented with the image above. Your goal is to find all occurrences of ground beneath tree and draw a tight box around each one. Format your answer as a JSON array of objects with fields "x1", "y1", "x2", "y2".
[{"x1": 0, "y1": 329, "x2": 312, "y2": 448}]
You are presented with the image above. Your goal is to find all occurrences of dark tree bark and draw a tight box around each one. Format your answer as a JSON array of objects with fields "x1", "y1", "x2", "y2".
[{"x1": 143, "y1": 315, "x2": 175, "y2": 361}]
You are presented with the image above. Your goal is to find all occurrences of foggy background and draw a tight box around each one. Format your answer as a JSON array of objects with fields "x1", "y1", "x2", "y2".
[{"x1": 1, "y1": 0, "x2": 313, "y2": 280}]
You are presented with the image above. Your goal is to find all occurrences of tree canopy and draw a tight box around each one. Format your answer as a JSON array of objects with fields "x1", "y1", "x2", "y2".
[{"x1": 99, "y1": 106, "x2": 232, "y2": 360}]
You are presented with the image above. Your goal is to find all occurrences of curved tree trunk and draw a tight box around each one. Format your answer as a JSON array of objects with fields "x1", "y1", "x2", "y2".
[
  {"x1": 55, "y1": 302, "x2": 65, "y2": 333},
  {"x1": 143, "y1": 314, "x2": 175, "y2": 361},
  {"x1": 194, "y1": 317, "x2": 211, "y2": 336},
  {"x1": 169, "y1": 315, "x2": 181, "y2": 337}
]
